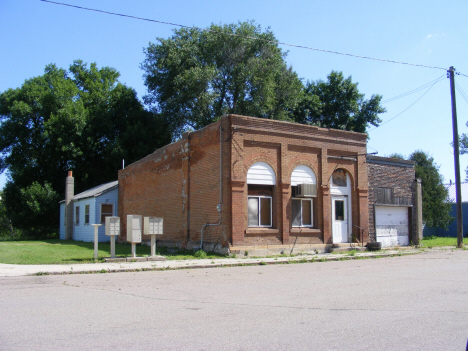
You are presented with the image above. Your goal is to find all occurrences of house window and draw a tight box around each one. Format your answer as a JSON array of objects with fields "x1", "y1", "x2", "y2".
[
  {"x1": 84, "y1": 204, "x2": 90, "y2": 225},
  {"x1": 292, "y1": 198, "x2": 313, "y2": 227},
  {"x1": 75, "y1": 206, "x2": 80, "y2": 226},
  {"x1": 332, "y1": 169, "x2": 347, "y2": 187},
  {"x1": 248, "y1": 196, "x2": 272, "y2": 227},
  {"x1": 100, "y1": 204, "x2": 113, "y2": 223},
  {"x1": 334, "y1": 200, "x2": 345, "y2": 221},
  {"x1": 290, "y1": 165, "x2": 316, "y2": 228},
  {"x1": 248, "y1": 184, "x2": 273, "y2": 227},
  {"x1": 246, "y1": 162, "x2": 276, "y2": 228}
]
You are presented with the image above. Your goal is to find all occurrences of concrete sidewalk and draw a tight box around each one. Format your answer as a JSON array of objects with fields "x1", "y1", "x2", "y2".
[{"x1": 0, "y1": 248, "x2": 424, "y2": 277}]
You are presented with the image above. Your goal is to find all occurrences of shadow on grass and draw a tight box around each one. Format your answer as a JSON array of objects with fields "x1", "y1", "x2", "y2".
[
  {"x1": 1, "y1": 239, "x2": 230, "y2": 265},
  {"x1": 52, "y1": 240, "x2": 228, "y2": 260}
]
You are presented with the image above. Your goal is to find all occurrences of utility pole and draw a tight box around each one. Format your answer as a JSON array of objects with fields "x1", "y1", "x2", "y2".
[{"x1": 448, "y1": 66, "x2": 464, "y2": 248}]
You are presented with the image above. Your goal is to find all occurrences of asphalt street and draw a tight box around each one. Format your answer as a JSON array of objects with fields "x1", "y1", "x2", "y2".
[{"x1": 1, "y1": 249, "x2": 467, "y2": 350}]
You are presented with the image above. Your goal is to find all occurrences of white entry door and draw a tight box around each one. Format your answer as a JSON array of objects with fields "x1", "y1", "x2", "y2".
[{"x1": 332, "y1": 197, "x2": 348, "y2": 243}]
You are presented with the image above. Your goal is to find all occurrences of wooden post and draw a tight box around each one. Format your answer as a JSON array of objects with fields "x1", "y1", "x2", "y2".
[{"x1": 449, "y1": 66, "x2": 464, "y2": 248}]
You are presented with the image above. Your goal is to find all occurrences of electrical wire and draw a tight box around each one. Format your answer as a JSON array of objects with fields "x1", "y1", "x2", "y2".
[
  {"x1": 455, "y1": 82, "x2": 468, "y2": 105},
  {"x1": 382, "y1": 75, "x2": 445, "y2": 104},
  {"x1": 368, "y1": 76, "x2": 444, "y2": 132},
  {"x1": 40, "y1": 0, "x2": 449, "y2": 71},
  {"x1": 366, "y1": 144, "x2": 379, "y2": 155}
]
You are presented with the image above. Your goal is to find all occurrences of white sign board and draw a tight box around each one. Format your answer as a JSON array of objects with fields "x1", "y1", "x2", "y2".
[
  {"x1": 105, "y1": 217, "x2": 120, "y2": 236},
  {"x1": 144, "y1": 217, "x2": 163, "y2": 235},
  {"x1": 126, "y1": 215, "x2": 142, "y2": 243}
]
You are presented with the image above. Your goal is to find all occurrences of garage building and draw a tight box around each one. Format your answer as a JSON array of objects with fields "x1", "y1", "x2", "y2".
[{"x1": 367, "y1": 156, "x2": 420, "y2": 247}]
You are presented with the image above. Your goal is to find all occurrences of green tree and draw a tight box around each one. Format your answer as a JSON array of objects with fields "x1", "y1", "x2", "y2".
[
  {"x1": 457, "y1": 127, "x2": 468, "y2": 180},
  {"x1": 387, "y1": 153, "x2": 405, "y2": 159},
  {"x1": 141, "y1": 21, "x2": 303, "y2": 137},
  {"x1": 0, "y1": 191, "x2": 19, "y2": 239},
  {"x1": 0, "y1": 61, "x2": 171, "y2": 238},
  {"x1": 409, "y1": 151, "x2": 453, "y2": 229},
  {"x1": 293, "y1": 71, "x2": 385, "y2": 133}
]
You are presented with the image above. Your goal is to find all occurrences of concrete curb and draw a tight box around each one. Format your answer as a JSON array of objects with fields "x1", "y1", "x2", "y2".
[{"x1": 0, "y1": 249, "x2": 424, "y2": 277}]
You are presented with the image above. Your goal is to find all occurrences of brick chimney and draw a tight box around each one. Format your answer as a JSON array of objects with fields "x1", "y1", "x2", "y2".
[{"x1": 65, "y1": 171, "x2": 74, "y2": 240}]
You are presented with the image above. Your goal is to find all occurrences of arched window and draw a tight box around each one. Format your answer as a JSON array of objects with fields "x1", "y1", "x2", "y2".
[
  {"x1": 291, "y1": 165, "x2": 316, "y2": 227},
  {"x1": 331, "y1": 169, "x2": 347, "y2": 187},
  {"x1": 247, "y1": 162, "x2": 275, "y2": 185},
  {"x1": 291, "y1": 165, "x2": 316, "y2": 186},
  {"x1": 247, "y1": 162, "x2": 275, "y2": 227}
]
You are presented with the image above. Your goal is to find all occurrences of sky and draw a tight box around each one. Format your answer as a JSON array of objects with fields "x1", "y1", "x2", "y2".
[{"x1": 1, "y1": 0, "x2": 468, "y2": 188}]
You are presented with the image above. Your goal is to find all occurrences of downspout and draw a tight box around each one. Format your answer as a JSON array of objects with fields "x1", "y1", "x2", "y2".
[{"x1": 200, "y1": 123, "x2": 223, "y2": 250}]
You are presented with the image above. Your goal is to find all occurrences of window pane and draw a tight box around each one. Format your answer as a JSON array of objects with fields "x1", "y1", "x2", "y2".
[
  {"x1": 292, "y1": 199, "x2": 301, "y2": 227},
  {"x1": 84, "y1": 205, "x2": 90, "y2": 224},
  {"x1": 302, "y1": 200, "x2": 312, "y2": 226},
  {"x1": 75, "y1": 207, "x2": 79, "y2": 225},
  {"x1": 335, "y1": 200, "x2": 344, "y2": 221},
  {"x1": 332, "y1": 169, "x2": 347, "y2": 187},
  {"x1": 101, "y1": 204, "x2": 113, "y2": 223},
  {"x1": 260, "y1": 197, "x2": 271, "y2": 226},
  {"x1": 248, "y1": 197, "x2": 259, "y2": 226},
  {"x1": 102, "y1": 204, "x2": 113, "y2": 214}
]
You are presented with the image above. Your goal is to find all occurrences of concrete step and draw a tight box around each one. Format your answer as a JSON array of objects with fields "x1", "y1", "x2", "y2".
[
  {"x1": 332, "y1": 243, "x2": 364, "y2": 248},
  {"x1": 329, "y1": 245, "x2": 366, "y2": 254}
]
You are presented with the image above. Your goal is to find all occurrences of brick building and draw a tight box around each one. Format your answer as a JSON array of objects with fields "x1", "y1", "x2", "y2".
[
  {"x1": 118, "y1": 114, "x2": 397, "y2": 253},
  {"x1": 367, "y1": 156, "x2": 422, "y2": 247}
]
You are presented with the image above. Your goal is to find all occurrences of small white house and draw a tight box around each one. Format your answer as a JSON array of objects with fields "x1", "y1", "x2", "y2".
[{"x1": 59, "y1": 180, "x2": 118, "y2": 242}]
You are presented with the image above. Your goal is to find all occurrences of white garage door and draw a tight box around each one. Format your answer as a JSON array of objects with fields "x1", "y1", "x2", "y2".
[{"x1": 375, "y1": 206, "x2": 409, "y2": 247}]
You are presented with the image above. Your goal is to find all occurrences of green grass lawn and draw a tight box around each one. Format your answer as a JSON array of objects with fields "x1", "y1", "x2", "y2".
[
  {"x1": 422, "y1": 236, "x2": 468, "y2": 248},
  {"x1": 0, "y1": 240, "x2": 226, "y2": 265}
]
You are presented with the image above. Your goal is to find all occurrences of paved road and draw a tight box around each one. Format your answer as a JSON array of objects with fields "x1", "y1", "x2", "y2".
[{"x1": 1, "y1": 249, "x2": 467, "y2": 350}]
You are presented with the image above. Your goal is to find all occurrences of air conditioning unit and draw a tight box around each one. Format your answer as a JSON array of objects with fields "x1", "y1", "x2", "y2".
[{"x1": 296, "y1": 183, "x2": 317, "y2": 197}]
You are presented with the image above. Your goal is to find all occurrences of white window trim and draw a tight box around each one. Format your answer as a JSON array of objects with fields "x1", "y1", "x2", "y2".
[
  {"x1": 100, "y1": 203, "x2": 114, "y2": 224},
  {"x1": 84, "y1": 204, "x2": 90, "y2": 225},
  {"x1": 292, "y1": 197, "x2": 314, "y2": 227},
  {"x1": 248, "y1": 195, "x2": 272, "y2": 227}
]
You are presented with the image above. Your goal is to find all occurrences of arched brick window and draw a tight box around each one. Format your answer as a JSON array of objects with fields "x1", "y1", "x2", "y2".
[
  {"x1": 247, "y1": 162, "x2": 275, "y2": 227},
  {"x1": 291, "y1": 165, "x2": 316, "y2": 227}
]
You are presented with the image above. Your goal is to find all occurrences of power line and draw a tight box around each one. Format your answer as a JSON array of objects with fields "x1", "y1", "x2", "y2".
[
  {"x1": 455, "y1": 82, "x2": 468, "y2": 105},
  {"x1": 368, "y1": 76, "x2": 444, "y2": 132},
  {"x1": 40, "y1": 0, "x2": 449, "y2": 71},
  {"x1": 382, "y1": 75, "x2": 445, "y2": 104}
]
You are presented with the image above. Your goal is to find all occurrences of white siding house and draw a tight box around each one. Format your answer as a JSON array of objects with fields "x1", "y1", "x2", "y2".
[{"x1": 59, "y1": 181, "x2": 118, "y2": 242}]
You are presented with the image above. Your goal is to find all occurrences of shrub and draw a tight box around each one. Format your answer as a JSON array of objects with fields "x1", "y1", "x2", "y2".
[{"x1": 194, "y1": 250, "x2": 207, "y2": 259}]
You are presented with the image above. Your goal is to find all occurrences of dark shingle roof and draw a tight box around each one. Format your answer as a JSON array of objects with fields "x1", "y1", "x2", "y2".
[{"x1": 60, "y1": 181, "x2": 118, "y2": 203}]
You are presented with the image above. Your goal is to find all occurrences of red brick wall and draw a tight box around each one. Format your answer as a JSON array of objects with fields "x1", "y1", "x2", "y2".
[
  {"x1": 118, "y1": 137, "x2": 189, "y2": 244},
  {"x1": 187, "y1": 119, "x2": 232, "y2": 247},
  {"x1": 118, "y1": 114, "x2": 370, "y2": 248},
  {"x1": 118, "y1": 119, "x2": 233, "y2": 247},
  {"x1": 229, "y1": 115, "x2": 369, "y2": 246}
]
